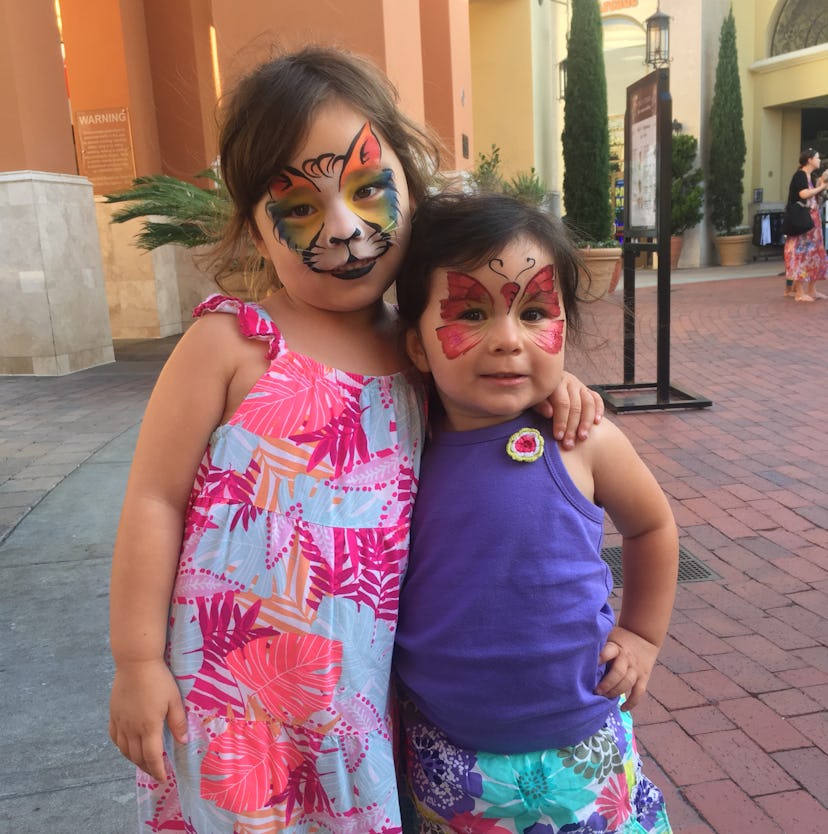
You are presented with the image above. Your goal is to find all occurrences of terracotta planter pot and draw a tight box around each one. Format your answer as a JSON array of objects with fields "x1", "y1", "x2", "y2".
[
  {"x1": 670, "y1": 235, "x2": 683, "y2": 269},
  {"x1": 713, "y1": 233, "x2": 752, "y2": 267},
  {"x1": 578, "y1": 247, "x2": 622, "y2": 300},
  {"x1": 609, "y1": 257, "x2": 622, "y2": 293}
]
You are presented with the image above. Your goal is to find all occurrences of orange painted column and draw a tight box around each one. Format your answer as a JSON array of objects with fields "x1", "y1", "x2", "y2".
[
  {"x1": 210, "y1": 0, "x2": 426, "y2": 124},
  {"x1": 419, "y1": 0, "x2": 473, "y2": 171},
  {"x1": 57, "y1": 0, "x2": 216, "y2": 340},
  {"x1": 143, "y1": 0, "x2": 217, "y2": 179},
  {"x1": 58, "y1": 0, "x2": 161, "y2": 186},
  {"x1": 0, "y1": 0, "x2": 76, "y2": 173}
]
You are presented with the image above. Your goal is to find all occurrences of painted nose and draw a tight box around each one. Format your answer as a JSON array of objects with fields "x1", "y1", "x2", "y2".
[
  {"x1": 329, "y1": 227, "x2": 362, "y2": 245},
  {"x1": 489, "y1": 316, "x2": 521, "y2": 353},
  {"x1": 326, "y1": 202, "x2": 363, "y2": 245}
]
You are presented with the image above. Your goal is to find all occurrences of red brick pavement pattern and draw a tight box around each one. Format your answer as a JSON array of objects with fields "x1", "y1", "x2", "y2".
[
  {"x1": 567, "y1": 274, "x2": 828, "y2": 832},
  {"x1": 2, "y1": 276, "x2": 827, "y2": 831}
]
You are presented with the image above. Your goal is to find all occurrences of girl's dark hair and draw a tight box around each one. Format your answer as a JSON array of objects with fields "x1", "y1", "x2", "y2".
[
  {"x1": 210, "y1": 45, "x2": 441, "y2": 297},
  {"x1": 396, "y1": 191, "x2": 584, "y2": 336}
]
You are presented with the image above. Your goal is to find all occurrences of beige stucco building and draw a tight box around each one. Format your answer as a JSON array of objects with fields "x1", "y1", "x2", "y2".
[
  {"x1": 2, "y1": 0, "x2": 826, "y2": 374},
  {"x1": 471, "y1": 0, "x2": 827, "y2": 269}
]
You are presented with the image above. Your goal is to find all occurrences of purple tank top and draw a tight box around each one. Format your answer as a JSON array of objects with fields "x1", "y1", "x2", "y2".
[{"x1": 394, "y1": 412, "x2": 615, "y2": 752}]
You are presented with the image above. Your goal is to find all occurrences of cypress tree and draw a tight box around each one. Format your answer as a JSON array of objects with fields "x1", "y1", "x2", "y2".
[
  {"x1": 707, "y1": 7, "x2": 746, "y2": 234},
  {"x1": 562, "y1": 0, "x2": 612, "y2": 243},
  {"x1": 671, "y1": 133, "x2": 704, "y2": 236}
]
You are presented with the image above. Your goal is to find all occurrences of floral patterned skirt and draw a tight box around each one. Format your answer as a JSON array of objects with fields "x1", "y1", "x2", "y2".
[
  {"x1": 399, "y1": 699, "x2": 672, "y2": 834},
  {"x1": 784, "y1": 206, "x2": 828, "y2": 284}
]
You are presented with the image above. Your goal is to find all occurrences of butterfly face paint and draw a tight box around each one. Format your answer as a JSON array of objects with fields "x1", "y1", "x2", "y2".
[
  {"x1": 436, "y1": 260, "x2": 564, "y2": 360},
  {"x1": 408, "y1": 237, "x2": 568, "y2": 433},
  {"x1": 520, "y1": 265, "x2": 564, "y2": 354},
  {"x1": 263, "y1": 122, "x2": 401, "y2": 280}
]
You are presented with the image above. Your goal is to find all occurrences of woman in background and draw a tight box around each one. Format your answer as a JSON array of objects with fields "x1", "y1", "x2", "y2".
[{"x1": 784, "y1": 148, "x2": 828, "y2": 302}]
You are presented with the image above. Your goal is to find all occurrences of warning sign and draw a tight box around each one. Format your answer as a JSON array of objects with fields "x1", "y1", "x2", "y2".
[{"x1": 74, "y1": 107, "x2": 136, "y2": 195}]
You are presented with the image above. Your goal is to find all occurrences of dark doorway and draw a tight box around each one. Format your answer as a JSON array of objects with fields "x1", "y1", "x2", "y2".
[{"x1": 802, "y1": 108, "x2": 828, "y2": 159}]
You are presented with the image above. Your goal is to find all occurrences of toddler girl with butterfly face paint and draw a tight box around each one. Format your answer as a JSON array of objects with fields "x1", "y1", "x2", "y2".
[
  {"x1": 394, "y1": 191, "x2": 678, "y2": 834},
  {"x1": 107, "y1": 47, "x2": 603, "y2": 833}
]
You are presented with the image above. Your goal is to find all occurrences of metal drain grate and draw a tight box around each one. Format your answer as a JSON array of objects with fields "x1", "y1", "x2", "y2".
[{"x1": 601, "y1": 544, "x2": 720, "y2": 587}]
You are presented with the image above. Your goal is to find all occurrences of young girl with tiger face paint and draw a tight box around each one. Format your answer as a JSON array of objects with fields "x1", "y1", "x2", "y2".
[
  {"x1": 108, "y1": 48, "x2": 605, "y2": 833},
  {"x1": 250, "y1": 102, "x2": 412, "y2": 320},
  {"x1": 394, "y1": 191, "x2": 678, "y2": 834}
]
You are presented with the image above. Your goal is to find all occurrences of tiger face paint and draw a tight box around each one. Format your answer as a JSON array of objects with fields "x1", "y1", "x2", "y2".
[
  {"x1": 250, "y1": 101, "x2": 411, "y2": 315},
  {"x1": 263, "y1": 121, "x2": 401, "y2": 279}
]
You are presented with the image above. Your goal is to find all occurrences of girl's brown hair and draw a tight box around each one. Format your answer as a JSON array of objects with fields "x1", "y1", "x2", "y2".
[
  {"x1": 209, "y1": 46, "x2": 441, "y2": 298},
  {"x1": 396, "y1": 191, "x2": 584, "y2": 338}
]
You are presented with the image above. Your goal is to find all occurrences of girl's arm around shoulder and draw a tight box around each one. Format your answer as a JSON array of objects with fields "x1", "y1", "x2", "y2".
[
  {"x1": 109, "y1": 312, "x2": 265, "y2": 780},
  {"x1": 534, "y1": 371, "x2": 605, "y2": 449},
  {"x1": 569, "y1": 419, "x2": 679, "y2": 710}
]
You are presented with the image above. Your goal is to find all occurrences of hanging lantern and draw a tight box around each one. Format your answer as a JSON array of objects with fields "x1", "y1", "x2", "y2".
[{"x1": 645, "y1": 5, "x2": 671, "y2": 69}]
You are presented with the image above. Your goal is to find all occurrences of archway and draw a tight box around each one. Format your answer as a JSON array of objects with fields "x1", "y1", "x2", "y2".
[{"x1": 771, "y1": 0, "x2": 828, "y2": 56}]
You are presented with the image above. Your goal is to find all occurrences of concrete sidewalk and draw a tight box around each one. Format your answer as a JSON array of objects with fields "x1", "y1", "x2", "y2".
[{"x1": 2, "y1": 257, "x2": 827, "y2": 833}]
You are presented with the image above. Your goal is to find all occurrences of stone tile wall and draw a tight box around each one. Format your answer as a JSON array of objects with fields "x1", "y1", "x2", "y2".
[
  {"x1": 95, "y1": 201, "x2": 222, "y2": 338},
  {"x1": 0, "y1": 172, "x2": 114, "y2": 375}
]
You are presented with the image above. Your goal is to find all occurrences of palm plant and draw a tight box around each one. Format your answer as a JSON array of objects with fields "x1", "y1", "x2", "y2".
[
  {"x1": 503, "y1": 168, "x2": 548, "y2": 207},
  {"x1": 104, "y1": 168, "x2": 230, "y2": 251},
  {"x1": 470, "y1": 144, "x2": 549, "y2": 207}
]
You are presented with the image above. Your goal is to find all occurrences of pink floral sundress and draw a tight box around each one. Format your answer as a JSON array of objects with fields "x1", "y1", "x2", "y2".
[{"x1": 137, "y1": 295, "x2": 424, "y2": 833}]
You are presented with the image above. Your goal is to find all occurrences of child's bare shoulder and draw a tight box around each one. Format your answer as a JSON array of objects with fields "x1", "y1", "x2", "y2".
[
  {"x1": 559, "y1": 416, "x2": 625, "y2": 459},
  {"x1": 162, "y1": 306, "x2": 271, "y2": 390},
  {"x1": 184, "y1": 305, "x2": 270, "y2": 358},
  {"x1": 557, "y1": 418, "x2": 635, "y2": 501}
]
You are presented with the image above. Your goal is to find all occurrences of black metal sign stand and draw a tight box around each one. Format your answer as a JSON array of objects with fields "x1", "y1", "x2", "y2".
[{"x1": 591, "y1": 68, "x2": 711, "y2": 413}]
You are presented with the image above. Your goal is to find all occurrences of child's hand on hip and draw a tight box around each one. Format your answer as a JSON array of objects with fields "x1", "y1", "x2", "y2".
[{"x1": 595, "y1": 626, "x2": 660, "y2": 710}]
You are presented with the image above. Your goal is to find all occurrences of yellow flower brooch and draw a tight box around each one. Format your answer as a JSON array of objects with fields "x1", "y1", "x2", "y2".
[{"x1": 506, "y1": 428, "x2": 544, "y2": 463}]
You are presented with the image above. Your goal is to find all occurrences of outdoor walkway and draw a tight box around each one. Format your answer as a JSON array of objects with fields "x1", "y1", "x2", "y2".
[{"x1": 1, "y1": 258, "x2": 827, "y2": 832}]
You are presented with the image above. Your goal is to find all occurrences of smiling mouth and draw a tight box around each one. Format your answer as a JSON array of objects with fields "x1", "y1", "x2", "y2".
[
  {"x1": 482, "y1": 373, "x2": 528, "y2": 384},
  {"x1": 330, "y1": 257, "x2": 377, "y2": 280}
]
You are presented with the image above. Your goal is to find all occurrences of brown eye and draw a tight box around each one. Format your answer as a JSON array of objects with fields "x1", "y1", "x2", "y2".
[
  {"x1": 521, "y1": 308, "x2": 547, "y2": 322},
  {"x1": 354, "y1": 185, "x2": 378, "y2": 200}
]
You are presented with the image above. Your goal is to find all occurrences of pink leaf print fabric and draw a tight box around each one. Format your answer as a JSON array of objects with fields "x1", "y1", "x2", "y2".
[
  {"x1": 186, "y1": 593, "x2": 276, "y2": 716},
  {"x1": 226, "y1": 633, "x2": 342, "y2": 724},
  {"x1": 292, "y1": 385, "x2": 370, "y2": 477},
  {"x1": 234, "y1": 353, "x2": 345, "y2": 438},
  {"x1": 141, "y1": 296, "x2": 424, "y2": 832},
  {"x1": 200, "y1": 721, "x2": 303, "y2": 813}
]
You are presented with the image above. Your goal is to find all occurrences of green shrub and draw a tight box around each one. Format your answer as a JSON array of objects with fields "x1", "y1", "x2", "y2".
[
  {"x1": 470, "y1": 145, "x2": 505, "y2": 194},
  {"x1": 503, "y1": 168, "x2": 548, "y2": 207},
  {"x1": 470, "y1": 145, "x2": 548, "y2": 207},
  {"x1": 671, "y1": 133, "x2": 704, "y2": 236}
]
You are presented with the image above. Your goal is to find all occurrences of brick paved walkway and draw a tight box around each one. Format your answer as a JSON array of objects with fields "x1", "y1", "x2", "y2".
[
  {"x1": 566, "y1": 271, "x2": 828, "y2": 833},
  {"x1": 1, "y1": 266, "x2": 826, "y2": 831}
]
